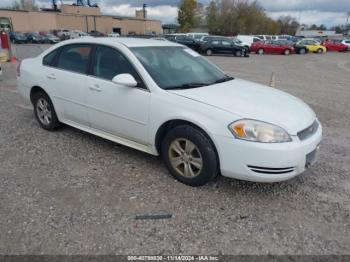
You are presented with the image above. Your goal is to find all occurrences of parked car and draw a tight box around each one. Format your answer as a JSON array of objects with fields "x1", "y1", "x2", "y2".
[
  {"x1": 236, "y1": 35, "x2": 261, "y2": 48},
  {"x1": 296, "y1": 39, "x2": 327, "y2": 54},
  {"x1": 25, "y1": 32, "x2": 44, "y2": 43},
  {"x1": 186, "y1": 32, "x2": 209, "y2": 40},
  {"x1": 251, "y1": 40, "x2": 295, "y2": 55},
  {"x1": 56, "y1": 28, "x2": 71, "y2": 40},
  {"x1": 198, "y1": 35, "x2": 226, "y2": 42},
  {"x1": 164, "y1": 34, "x2": 177, "y2": 42},
  {"x1": 108, "y1": 33, "x2": 120, "y2": 37},
  {"x1": 43, "y1": 33, "x2": 60, "y2": 44},
  {"x1": 277, "y1": 40, "x2": 308, "y2": 54},
  {"x1": 9, "y1": 32, "x2": 28, "y2": 44},
  {"x1": 340, "y1": 39, "x2": 350, "y2": 50},
  {"x1": 173, "y1": 35, "x2": 199, "y2": 50},
  {"x1": 199, "y1": 39, "x2": 248, "y2": 57},
  {"x1": 321, "y1": 39, "x2": 348, "y2": 52},
  {"x1": 17, "y1": 38, "x2": 322, "y2": 186},
  {"x1": 89, "y1": 30, "x2": 106, "y2": 37},
  {"x1": 70, "y1": 30, "x2": 90, "y2": 39}
]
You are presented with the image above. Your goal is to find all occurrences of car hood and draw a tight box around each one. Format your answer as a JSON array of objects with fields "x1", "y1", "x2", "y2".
[{"x1": 168, "y1": 79, "x2": 315, "y2": 135}]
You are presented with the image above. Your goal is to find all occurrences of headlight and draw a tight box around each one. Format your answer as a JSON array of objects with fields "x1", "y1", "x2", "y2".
[{"x1": 228, "y1": 119, "x2": 291, "y2": 143}]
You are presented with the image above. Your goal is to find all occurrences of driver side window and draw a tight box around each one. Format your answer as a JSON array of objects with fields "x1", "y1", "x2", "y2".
[{"x1": 92, "y1": 45, "x2": 140, "y2": 83}]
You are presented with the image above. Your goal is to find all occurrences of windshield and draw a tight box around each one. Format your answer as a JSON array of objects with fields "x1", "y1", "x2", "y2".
[{"x1": 131, "y1": 46, "x2": 229, "y2": 90}]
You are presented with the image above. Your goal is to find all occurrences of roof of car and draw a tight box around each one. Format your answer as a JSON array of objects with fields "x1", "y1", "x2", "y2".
[{"x1": 59, "y1": 37, "x2": 182, "y2": 48}]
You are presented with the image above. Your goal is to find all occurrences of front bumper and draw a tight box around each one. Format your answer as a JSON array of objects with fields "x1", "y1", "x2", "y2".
[{"x1": 214, "y1": 121, "x2": 322, "y2": 182}]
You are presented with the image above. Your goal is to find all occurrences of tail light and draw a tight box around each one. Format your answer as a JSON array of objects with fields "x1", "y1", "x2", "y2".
[{"x1": 17, "y1": 61, "x2": 21, "y2": 77}]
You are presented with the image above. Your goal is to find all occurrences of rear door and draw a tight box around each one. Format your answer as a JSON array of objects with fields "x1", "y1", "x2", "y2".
[
  {"x1": 221, "y1": 40, "x2": 233, "y2": 54},
  {"x1": 211, "y1": 40, "x2": 221, "y2": 53},
  {"x1": 42, "y1": 44, "x2": 92, "y2": 126}
]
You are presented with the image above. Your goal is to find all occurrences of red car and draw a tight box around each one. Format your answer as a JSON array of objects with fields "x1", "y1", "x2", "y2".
[
  {"x1": 322, "y1": 40, "x2": 348, "y2": 52},
  {"x1": 251, "y1": 40, "x2": 295, "y2": 55}
]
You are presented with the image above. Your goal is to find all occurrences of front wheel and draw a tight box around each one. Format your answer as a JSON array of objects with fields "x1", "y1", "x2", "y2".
[
  {"x1": 162, "y1": 125, "x2": 219, "y2": 187},
  {"x1": 234, "y1": 50, "x2": 242, "y2": 57},
  {"x1": 33, "y1": 91, "x2": 61, "y2": 131},
  {"x1": 257, "y1": 48, "x2": 264, "y2": 55},
  {"x1": 206, "y1": 49, "x2": 213, "y2": 56},
  {"x1": 317, "y1": 48, "x2": 323, "y2": 54}
]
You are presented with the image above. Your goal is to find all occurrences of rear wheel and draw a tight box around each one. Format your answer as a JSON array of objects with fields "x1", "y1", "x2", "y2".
[
  {"x1": 299, "y1": 48, "x2": 306, "y2": 54},
  {"x1": 162, "y1": 125, "x2": 219, "y2": 187},
  {"x1": 206, "y1": 49, "x2": 213, "y2": 56},
  {"x1": 32, "y1": 91, "x2": 61, "y2": 131},
  {"x1": 257, "y1": 48, "x2": 264, "y2": 55},
  {"x1": 283, "y1": 49, "x2": 291, "y2": 55}
]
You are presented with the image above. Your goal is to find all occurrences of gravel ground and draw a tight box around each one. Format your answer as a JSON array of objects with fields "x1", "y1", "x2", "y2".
[{"x1": 0, "y1": 45, "x2": 350, "y2": 255}]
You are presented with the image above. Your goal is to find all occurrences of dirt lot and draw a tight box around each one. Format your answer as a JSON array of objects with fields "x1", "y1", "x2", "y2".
[{"x1": 0, "y1": 45, "x2": 350, "y2": 254}]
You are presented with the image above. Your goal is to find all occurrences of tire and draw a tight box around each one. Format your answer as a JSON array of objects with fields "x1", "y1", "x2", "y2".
[
  {"x1": 206, "y1": 49, "x2": 213, "y2": 56},
  {"x1": 161, "y1": 125, "x2": 219, "y2": 187},
  {"x1": 32, "y1": 91, "x2": 61, "y2": 131},
  {"x1": 283, "y1": 49, "x2": 291, "y2": 55},
  {"x1": 317, "y1": 48, "x2": 323, "y2": 54},
  {"x1": 299, "y1": 48, "x2": 306, "y2": 54},
  {"x1": 257, "y1": 48, "x2": 264, "y2": 55},
  {"x1": 234, "y1": 50, "x2": 242, "y2": 57}
]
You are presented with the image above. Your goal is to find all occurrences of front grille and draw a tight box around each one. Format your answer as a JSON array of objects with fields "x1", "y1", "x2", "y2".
[
  {"x1": 248, "y1": 165, "x2": 295, "y2": 174},
  {"x1": 297, "y1": 120, "x2": 319, "y2": 141}
]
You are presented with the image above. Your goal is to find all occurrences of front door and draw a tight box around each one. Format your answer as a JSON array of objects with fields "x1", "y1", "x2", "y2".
[{"x1": 86, "y1": 45, "x2": 150, "y2": 145}]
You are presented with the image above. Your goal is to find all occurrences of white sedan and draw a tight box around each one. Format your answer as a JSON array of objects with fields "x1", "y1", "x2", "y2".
[{"x1": 17, "y1": 38, "x2": 322, "y2": 186}]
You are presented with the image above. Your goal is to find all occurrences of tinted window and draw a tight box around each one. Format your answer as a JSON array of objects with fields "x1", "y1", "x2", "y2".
[
  {"x1": 221, "y1": 40, "x2": 231, "y2": 46},
  {"x1": 92, "y1": 45, "x2": 140, "y2": 82},
  {"x1": 57, "y1": 44, "x2": 92, "y2": 74},
  {"x1": 211, "y1": 40, "x2": 220, "y2": 45},
  {"x1": 176, "y1": 35, "x2": 185, "y2": 40},
  {"x1": 43, "y1": 49, "x2": 59, "y2": 66}
]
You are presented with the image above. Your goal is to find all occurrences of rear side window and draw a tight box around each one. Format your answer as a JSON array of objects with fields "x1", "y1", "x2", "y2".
[
  {"x1": 43, "y1": 49, "x2": 59, "y2": 66},
  {"x1": 56, "y1": 44, "x2": 92, "y2": 74}
]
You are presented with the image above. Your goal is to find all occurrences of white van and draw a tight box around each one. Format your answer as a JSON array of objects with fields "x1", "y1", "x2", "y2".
[{"x1": 236, "y1": 35, "x2": 261, "y2": 47}]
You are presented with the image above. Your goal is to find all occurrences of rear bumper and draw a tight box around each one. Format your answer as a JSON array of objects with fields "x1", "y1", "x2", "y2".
[
  {"x1": 17, "y1": 77, "x2": 31, "y2": 102},
  {"x1": 214, "y1": 121, "x2": 322, "y2": 182}
]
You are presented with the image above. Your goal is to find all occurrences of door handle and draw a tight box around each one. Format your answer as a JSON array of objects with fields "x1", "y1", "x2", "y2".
[
  {"x1": 88, "y1": 84, "x2": 102, "y2": 92},
  {"x1": 46, "y1": 74, "x2": 56, "y2": 80}
]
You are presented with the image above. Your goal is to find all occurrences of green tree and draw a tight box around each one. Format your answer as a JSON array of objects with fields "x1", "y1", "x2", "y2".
[
  {"x1": 277, "y1": 15, "x2": 299, "y2": 35},
  {"x1": 206, "y1": 1, "x2": 218, "y2": 34},
  {"x1": 178, "y1": 0, "x2": 198, "y2": 32}
]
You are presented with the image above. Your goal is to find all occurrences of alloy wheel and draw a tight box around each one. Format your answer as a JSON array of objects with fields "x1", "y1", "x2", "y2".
[
  {"x1": 168, "y1": 138, "x2": 203, "y2": 178},
  {"x1": 36, "y1": 98, "x2": 52, "y2": 125}
]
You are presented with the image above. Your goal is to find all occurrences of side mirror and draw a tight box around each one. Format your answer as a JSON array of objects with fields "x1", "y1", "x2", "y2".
[{"x1": 112, "y1": 73, "x2": 138, "y2": 87}]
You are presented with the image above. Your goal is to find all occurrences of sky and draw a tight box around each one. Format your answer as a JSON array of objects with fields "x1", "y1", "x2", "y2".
[{"x1": 0, "y1": 0, "x2": 349, "y2": 27}]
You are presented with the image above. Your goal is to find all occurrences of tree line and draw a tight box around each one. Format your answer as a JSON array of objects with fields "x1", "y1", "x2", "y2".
[{"x1": 178, "y1": 0, "x2": 299, "y2": 35}]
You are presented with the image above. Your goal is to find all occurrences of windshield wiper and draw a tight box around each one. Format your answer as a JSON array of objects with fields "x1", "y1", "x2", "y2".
[
  {"x1": 213, "y1": 75, "x2": 234, "y2": 84},
  {"x1": 166, "y1": 82, "x2": 209, "y2": 90}
]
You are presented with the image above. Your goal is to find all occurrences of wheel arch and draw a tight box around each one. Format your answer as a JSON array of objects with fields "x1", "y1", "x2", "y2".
[
  {"x1": 154, "y1": 119, "x2": 220, "y2": 170},
  {"x1": 30, "y1": 86, "x2": 49, "y2": 105}
]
